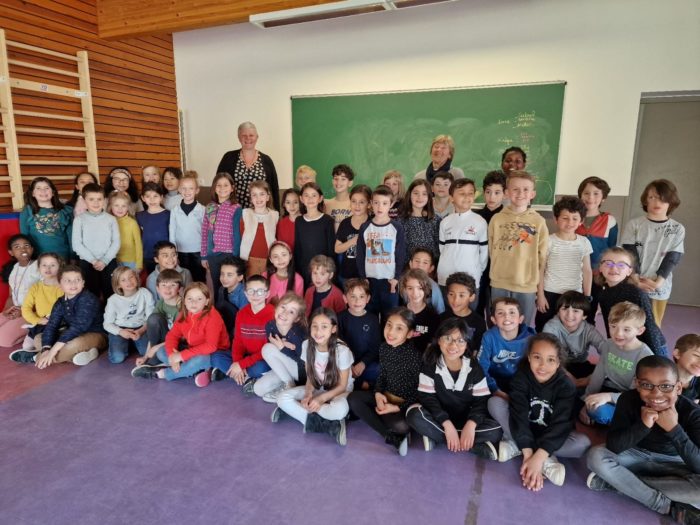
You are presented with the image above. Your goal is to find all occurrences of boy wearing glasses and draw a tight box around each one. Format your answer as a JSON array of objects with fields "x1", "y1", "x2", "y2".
[
  {"x1": 210, "y1": 274, "x2": 273, "y2": 395},
  {"x1": 580, "y1": 301, "x2": 653, "y2": 426},
  {"x1": 587, "y1": 356, "x2": 700, "y2": 524}
]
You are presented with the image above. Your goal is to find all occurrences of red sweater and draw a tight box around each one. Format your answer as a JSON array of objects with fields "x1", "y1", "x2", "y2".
[
  {"x1": 165, "y1": 308, "x2": 229, "y2": 361},
  {"x1": 231, "y1": 303, "x2": 275, "y2": 369},
  {"x1": 276, "y1": 216, "x2": 296, "y2": 252},
  {"x1": 304, "y1": 285, "x2": 345, "y2": 317}
]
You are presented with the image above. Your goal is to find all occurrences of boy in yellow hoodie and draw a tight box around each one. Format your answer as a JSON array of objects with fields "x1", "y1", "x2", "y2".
[{"x1": 488, "y1": 171, "x2": 548, "y2": 326}]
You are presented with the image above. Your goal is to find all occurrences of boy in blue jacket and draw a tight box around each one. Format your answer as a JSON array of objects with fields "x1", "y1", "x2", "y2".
[
  {"x1": 10, "y1": 265, "x2": 106, "y2": 367},
  {"x1": 477, "y1": 296, "x2": 535, "y2": 400}
]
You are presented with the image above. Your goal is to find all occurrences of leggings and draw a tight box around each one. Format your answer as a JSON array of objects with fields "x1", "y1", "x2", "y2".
[
  {"x1": 277, "y1": 386, "x2": 350, "y2": 425},
  {"x1": 405, "y1": 404, "x2": 503, "y2": 445},
  {"x1": 347, "y1": 390, "x2": 410, "y2": 438}
]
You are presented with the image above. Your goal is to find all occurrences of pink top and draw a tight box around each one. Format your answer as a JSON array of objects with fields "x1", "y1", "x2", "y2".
[{"x1": 266, "y1": 272, "x2": 304, "y2": 302}]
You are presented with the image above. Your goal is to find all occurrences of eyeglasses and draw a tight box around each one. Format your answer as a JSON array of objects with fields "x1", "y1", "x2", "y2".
[
  {"x1": 62, "y1": 278, "x2": 84, "y2": 285},
  {"x1": 245, "y1": 288, "x2": 268, "y2": 297},
  {"x1": 440, "y1": 335, "x2": 468, "y2": 347},
  {"x1": 638, "y1": 381, "x2": 677, "y2": 393},
  {"x1": 601, "y1": 260, "x2": 632, "y2": 270}
]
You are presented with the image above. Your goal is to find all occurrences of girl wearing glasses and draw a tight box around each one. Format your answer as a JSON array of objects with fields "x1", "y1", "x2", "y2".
[
  {"x1": 406, "y1": 318, "x2": 503, "y2": 458},
  {"x1": 597, "y1": 247, "x2": 667, "y2": 356}
]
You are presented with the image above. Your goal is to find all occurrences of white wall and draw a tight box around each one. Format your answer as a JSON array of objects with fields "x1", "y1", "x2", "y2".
[{"x1": 173, "y1": 0, "x2": 700, "y2": 194}]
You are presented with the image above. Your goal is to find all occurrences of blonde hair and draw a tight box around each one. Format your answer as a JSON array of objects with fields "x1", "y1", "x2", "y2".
[
  {"x1": 430, "y1": 134, "x2": 455, "y2": 159},
  {"x1": 111, "y1": 265, "x2": 140, "y2": 296},
  {"x1": 309, "y1": 254, "x2": 335, "y2": 275},
  {"x1": 107, "y1": 191, "x2": 133, "y2": 216},
  {"x1": 506, "y1": 170, "x2": 536, "y2": 187},
  {"x1": 276, "y1": 292, "x2": 308, "y2": 329},
  {"x1": 182, "y1": 171, "x2": 200, "y2": 188},
  {"x1": 609, "y1": 301, "x2": 645, "y2": 327},
  {"x1": 383, "y1": 169, "x2": 406, "y2": 199},
  {"x1": 296, "y1": 164, "x2": 317, "y2": 180}
]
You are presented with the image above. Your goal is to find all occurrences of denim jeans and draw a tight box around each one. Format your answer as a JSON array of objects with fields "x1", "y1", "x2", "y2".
[
  {"x1": 155, "y1": 346, "x2": 211, "y2": 381},
  {"x1": 210, "y1": 350, "x2": 270, "y2": 379},
  {"x1": 587, "y1": 445, "x2": 700, "y2": 513},
  {"x1": 108, "y1": 332, "x2": 149, "y2": 364}
]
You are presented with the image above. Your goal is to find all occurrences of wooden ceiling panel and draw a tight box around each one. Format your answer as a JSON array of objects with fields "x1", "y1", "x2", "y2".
[{"x1": 97, "y1": 0, "x2": 339, "y2": 39}]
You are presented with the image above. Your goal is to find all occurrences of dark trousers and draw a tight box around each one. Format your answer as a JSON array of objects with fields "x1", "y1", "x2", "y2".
[
  {"x1": 179, "y1": 252, "x2": 206, "y2": 284},
  {"x1": 367, "y1": 278, "x2": 399, "y2": 320},
  {"x1": 348, "y1": 390, "x2": 410, "y2": 438},
  {"x1": 406, "y1": 404, "x2": 503, "y2": 445},
  {"x1": 146, "y1": 312, "x2": 169, "y2": 346},
  {"x1": 586, "y1": 280, "x2": 603, "y2": 325},
  {"x1": 534, "y1": 290, "x2": 561, "y2": 332},
  {"x1": 215, "y1": 296, "x2": 238, "y2": 344},
  {"x1": 207, "y1": 252, "x2": 230, "y2": 300},
  {"x1": 80, "y1": 258, "x2": 118, "y2": 301}
]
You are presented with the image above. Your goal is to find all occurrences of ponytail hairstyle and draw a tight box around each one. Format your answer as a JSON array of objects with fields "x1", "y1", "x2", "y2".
[
  {"x1": 305, "y1": 307, "x2": 341, "y2": 390},
  {"x1": 24, "y1": 177, "x2": 64, "y2": 214},
  {"x1": 67, "y1": 171, "x2": 99, "y2": 208}
]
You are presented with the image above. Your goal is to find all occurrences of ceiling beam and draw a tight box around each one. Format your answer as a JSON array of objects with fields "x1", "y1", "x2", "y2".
[{"x1": 97, "y1": 0, "x2": 340, "y2": 39}]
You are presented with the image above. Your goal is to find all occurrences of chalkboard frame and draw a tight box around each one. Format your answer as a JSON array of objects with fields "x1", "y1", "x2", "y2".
[{"x1": 291, "y1": 81, "x2": 566, "y2": 207}]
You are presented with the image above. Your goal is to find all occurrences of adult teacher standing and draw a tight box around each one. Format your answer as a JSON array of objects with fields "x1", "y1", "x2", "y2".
[
  {"x1": 413, "y1": 134, "x2": 465, "y2": 184},
  {"x1": 216, "y1": 121, "x2": 280, "y2": 210}
]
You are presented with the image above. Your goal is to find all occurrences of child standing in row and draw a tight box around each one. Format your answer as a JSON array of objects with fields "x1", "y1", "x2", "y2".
[
  {"x1": 72, "y1": 183, "x2": 120, "y2": 300},
  {"x1": 437, "y1": 178, "x2": 488, "y2": 295},
  {"x1": 19, "y1": 252, "x2": 63, "y2": 351},
  {"x1": 240, "y1": 180, "x2": 279, "y2": 276},
  {"x1": 406, "y1": 318, "x2": 503, "y2": 458},
  {"x1": 325, "y1": 164, "x2": 354, "y2": 231},
  {"x1": 383, "y1": 170, "x2": 405, "y2": 220},
  {"x1": 103, "y1": 266, "x2": 154, "y2": 364},
  {"x1": 431, "y1": 171, "x2": 454, "y2": 218},
  {"x1": 162, "y1": 167, "x2": 182, "y2": 210},
  {"x1": 0, "y1": 235, "x2": 40, "y2": 348},
  {"x1": 169, "y1": 174, "x2": 206, "y2": 283},
  {"x1": 621, "y1": 179, "x2": 685, "y2": 326},
  {"x1": 294, "y1": 165, "x2": 316, "y2": 189},
  {"x1": 348, "y1": 307, "x2": 421, "y2": 456},
  {"x1": 575, "y1": 176, "x2": 618, "y2": 324},
  {"x1": 535, "y1": 196, "x2": 592, "y2": 331},
  {"x1": 254, "y1": 292, "x2": 308, "y2": 402},
  {"x1": 201, "y1": 172, "x2": 243, "y2": 299},
  {"x1": 400, "y1": 179, "x2": 441, "y2": 258},
  {"x1": 294, "y1": 182, "x2": 335, "y2": 288},
  {"x1": 494, "y1": 333, "x2": 591, "y2": 489},
  {"x1": 105, "y1": 167, "x2": 140, "y2": 215},
  {"x1": 274, "y1": 308, "x2": 352, "y2": 446},
  {"x1": 66, "y1": 172, "x2": 98, "y2": 218},
  {"x1": 335, "y1": 185, "x2": 371, "y2": 283},
  {"x1": 357, "y1": 186, "x2": 406, "y2": 317},
  {"x1": 337, "y1": 278, "x2": 381, "y2": 391},
  {"x1": 276, "y1": 189, "x2": 301, "y2": 251},
  {"x1": 488, "y1": 171, "x2": 548, "y2": 326},
  {"x1": 109, "y1": 192, "x2": 142, "y2": 271},
  {"x1": 137, "y1": 182, "x2": 170, "y2": 275},
  {"x1": 132, "y1": 283, "x2": 228, "y2": 387},
  {"x1": 20, "y1": 177, "x2": 73, "y2": 261}
]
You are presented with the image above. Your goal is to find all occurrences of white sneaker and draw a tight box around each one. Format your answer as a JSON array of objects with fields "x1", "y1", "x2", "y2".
[
  {"x1": 398, "y1": 435, "x2": 409, "y2": 457},
  {"x1": 21, "y1": 335, "x2": 36, "y2": 351},
  {"x1": 543, "y1": 456, "x2": 566, "y2": 486},
  {"x1": 72, "y1": 347, "x2": 99, "y2": 366},
  {"x1": 422, "y1": 436, "x2": 435, "y2": 452},
  {"x1": 498, "y1": 439, "x2": 522, "y2": 463}
]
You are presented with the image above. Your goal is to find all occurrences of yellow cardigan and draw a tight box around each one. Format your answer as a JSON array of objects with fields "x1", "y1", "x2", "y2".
[
  {"x1": 21, "y1": 281, "x2": 64, "y2": 325},
  {"x1": 117, "y1": 215, "x2": 143, "y2": 269}
]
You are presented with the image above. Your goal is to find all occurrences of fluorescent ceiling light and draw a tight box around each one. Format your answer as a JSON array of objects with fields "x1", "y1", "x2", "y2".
[{"x1": 250, "y1": 0, "x2": 457, "y2": 29}]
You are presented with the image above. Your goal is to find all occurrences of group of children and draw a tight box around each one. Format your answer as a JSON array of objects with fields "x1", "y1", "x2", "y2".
[{"x1": 2, "y1": 146, "x2": 698, "y2": 523}]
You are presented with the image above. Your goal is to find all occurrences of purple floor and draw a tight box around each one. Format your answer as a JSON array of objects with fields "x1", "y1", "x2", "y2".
[{"x1": 2, "y1": 305, "x2": 697, "y2": 525}]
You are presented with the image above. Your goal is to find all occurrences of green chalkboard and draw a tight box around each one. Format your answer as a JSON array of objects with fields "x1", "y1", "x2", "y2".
[{"x1": 292, "y1": 82, "x2": 565, "y2": 205}]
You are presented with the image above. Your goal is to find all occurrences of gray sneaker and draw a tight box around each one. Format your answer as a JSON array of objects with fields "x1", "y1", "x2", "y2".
[
  {"x1": 262, "y1": 383, "x2": 288, "y2": 404},
  {"x1": 9, "y1": 349, "x2": 38, "y2": 364},
  {"x1": 586, "y1": 472, "x2": 613, "y2": 492},
  {"x1": 329, "y1": 419, "x2": 347, "y2": 447},
  {"x1": 131, "y1": 365, "x2": 161, "y2": 379},
  {"x1": 242, "y1": 377, "x2": 256, "y2": 396},
  {"x1": 498, "y1": 439, "x2": 522, "y2": 462},
  {"x1": 271, "y1": 406, "x2": 290, "y2": 423}
]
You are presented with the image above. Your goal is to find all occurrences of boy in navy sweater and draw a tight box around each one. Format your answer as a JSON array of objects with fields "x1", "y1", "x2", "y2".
[
  {"x1": 337, "y1": 278, "x2": 381, "y2": 390},
  {"x1": 587, "y1": 356, "x2": 700, "y2": 523}
]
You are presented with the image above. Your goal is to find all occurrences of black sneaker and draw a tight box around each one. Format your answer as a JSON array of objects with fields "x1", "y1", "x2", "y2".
[
  {"x1": 271, "y1": 406, "x2": 290, "y2": 423},
  {"x1": 9, "y1": 349, "x2": 37, "y2": 364},
  {"x1": 385, "y1": 431, "x2": 408, "y2": 456},
  {"x1": 131, "y1": 365, "x2": 160, "y2": 379},
  {"x1": 328, "y1": 419, "x2": 347, "y2": 446},
  {"x1": 242, "y1": 377, "x2": 256, "y2": 397},
  {"x1": 671, "y1": 502, "x2": 700, "y2": 525},
  {"x1": 210, "y1": 368, "x2": 227, "y2": 382},
  {"x1": 471, "y1": 441, "x2": 498, "y2": 461},
  {"x1": 586, "y1": 472, "x2": 613, "y2": 492}
]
